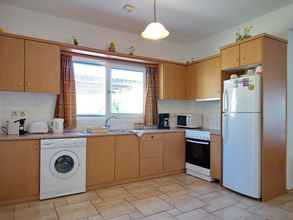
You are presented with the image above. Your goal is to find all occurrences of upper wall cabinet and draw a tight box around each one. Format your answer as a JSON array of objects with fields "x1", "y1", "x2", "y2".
[
  {"x1": 0, "y1": 34, "x2": 60, "y2": 94},
  {"x1": 221, "y1": 45, "x2": 240, "y2": 70},
  {"x1": 187, "y1": 56, "x2": 221, "y2": 100},
  {"x1": 25, "y1": 41, "x2": 60, "y2": 94},
  {"x1": 221, "y1": 37, "x2": 263, "y2": 70},
  {"x1": 159, "y1": 63, "x2": 187, "y2": 100},
  {"x1": 0, "y1": 36, "x2": 25, "y2": 91}
]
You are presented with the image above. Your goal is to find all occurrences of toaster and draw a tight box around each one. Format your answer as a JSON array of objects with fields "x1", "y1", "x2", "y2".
[{"x1": 28, "y1": 121, "x2": 49, "y2": 134}]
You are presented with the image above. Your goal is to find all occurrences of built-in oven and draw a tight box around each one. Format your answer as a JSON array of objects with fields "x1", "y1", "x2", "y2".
[{"x1": 185, "y1": 130, "x2": 213, "y2": 181}]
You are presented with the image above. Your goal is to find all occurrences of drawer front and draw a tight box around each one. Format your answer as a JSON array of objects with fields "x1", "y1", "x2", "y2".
[{"x1": 141, "y1": 134, "x2": 162, "y2": 141}]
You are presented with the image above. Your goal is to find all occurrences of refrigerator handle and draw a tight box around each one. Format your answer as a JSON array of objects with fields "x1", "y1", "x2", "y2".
[
  {"x1": 223, "y1": 90, "x2": 229, "y2": 112},
  {"x1": 222, "y1": 114, "x2": 228, "y2": 144}
]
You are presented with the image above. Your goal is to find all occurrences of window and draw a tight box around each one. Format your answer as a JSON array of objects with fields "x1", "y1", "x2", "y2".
[
  {"x1": 73, "y1": 59, "x2": 145, "y2": 117},
  {"x1": 111, "y1": 69, "x2": 144, "y2": 114},
  {"x1": 73, "y1": 62, "x2": 106, "y2": 116}
]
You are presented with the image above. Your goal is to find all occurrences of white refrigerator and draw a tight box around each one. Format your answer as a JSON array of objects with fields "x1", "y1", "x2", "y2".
[{"x1": 222, "y1": 74, "x2": 261, "y2": 199}]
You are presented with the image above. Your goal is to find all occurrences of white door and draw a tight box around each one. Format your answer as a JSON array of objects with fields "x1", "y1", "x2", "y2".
[
  {"x1": 222, "y1": 112, "x2": 261, "y2": 198},
  {"x1": 223, "y1": 75, "x2": 261, "y2": 113}
]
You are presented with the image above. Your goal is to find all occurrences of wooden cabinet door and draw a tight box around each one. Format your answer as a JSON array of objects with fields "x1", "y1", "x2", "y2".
[
  {"x1": 221, "y1": 45, "x2": 240, "y2": 70},
  {"x1": 86, "y1": 136, "x2": 115, "y2": 187},
  {"x1": 240, "y1": 38, "x2": 263, "y2": 66},
  {"x1": 186, "y1": 64, "x2": 197, "y2": 100},
  {"x1": 195, "y1": 57, "x2": 221, "y2": 100},
  {"x1": 0, "y1": 36, "x2": 25, "y2": 91},
  {"x1": 0, "y1": 140, "x2": 39, "y2": 203},
  {"x1": 210, "y1": 135, "x2": 222, "y2": 181},
  {"x1": 115, "y1": 135, "x2": 139, "y2": 181},
  {"x1": 140, "y1": 134, "x2": 163, "y2": 176},
  {"x1": 159, "y1": 63, "x2": 187, "y2": 100},
  {"x1": 25, "y1": 41, "x2": 60, "y2": 94},
  {"x1": 163, "y1": 133, "x2": 185, "y2": 172}
]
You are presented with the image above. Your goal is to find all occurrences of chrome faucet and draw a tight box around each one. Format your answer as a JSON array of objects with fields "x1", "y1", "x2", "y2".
[{"x1": 104, "y1": 116, "x2": 118, "y2": 129}]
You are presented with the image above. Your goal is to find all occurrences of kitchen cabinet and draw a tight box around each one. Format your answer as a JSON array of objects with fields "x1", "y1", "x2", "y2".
[
  {"x1": 0, "y1": 140, "x2": 39, "y2": 204},
  {"x1": 210, "y1": 135, "x2": 222, "y2": 181},
  {"x1": 187, "y1": 56, "x2": 221, "y2": 100},
  {"x1": 240, "y1": 38, "x2": 263, "y2": 66},
  {"x1": 221, "y1": 37, "x2": 263, "y2": 70},
  {"x1": 86, "y1": 136, "x2": 115, "y2": 188},
  {"x1": 159, "y1": 63, "x2": 187, "y2": 100},
  {"x1": 0, "y1": 36, "x2": 25, "y2": 91},
  {"x1": 140, "y1": 134, "x2": 164, "y2": 176},
  {"x1": 163, "y1": 133, "x2": 185, "y2": 172},
  {"x1": 115, "y1": 135, "x2": 139, "y2": 181},
  {"x1": 25, "y1": 41, "x2": 60, "y2": 94},
  {"x1": 221, "y1": 45, "x2": 240, "y2": 70}
]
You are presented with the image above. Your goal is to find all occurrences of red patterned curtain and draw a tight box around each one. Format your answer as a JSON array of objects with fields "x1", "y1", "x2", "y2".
[
  {"x1": 144, "y1": 66, "x2": 159, "y2": 126},
  {"x1": 55, "y1": 54, "x2": 77, "y2": 129}
]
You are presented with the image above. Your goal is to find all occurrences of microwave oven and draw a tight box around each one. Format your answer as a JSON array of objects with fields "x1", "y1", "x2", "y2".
[{"x1": 177, "y1": 114, "x2": 202, "y2": 128}]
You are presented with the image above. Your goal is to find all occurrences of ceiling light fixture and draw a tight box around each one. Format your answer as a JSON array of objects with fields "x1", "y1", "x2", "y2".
[{"x1": 141, "y1": 0, "x2": 169, "y2": 40}]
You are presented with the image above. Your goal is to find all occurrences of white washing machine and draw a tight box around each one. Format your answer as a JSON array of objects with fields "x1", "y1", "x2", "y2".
[{"x1": 40, "y1": 138, "x2": 86, "y2": 200}]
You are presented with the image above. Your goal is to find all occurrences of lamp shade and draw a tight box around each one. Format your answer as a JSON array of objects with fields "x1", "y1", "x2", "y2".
[{"x1": 141, "y1": 22, "x2": 169, "y2": 40}]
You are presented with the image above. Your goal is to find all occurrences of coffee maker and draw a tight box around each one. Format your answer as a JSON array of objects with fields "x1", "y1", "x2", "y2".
[{"x1": 158, "y1": 113, "x2": 170, "y2": 129}]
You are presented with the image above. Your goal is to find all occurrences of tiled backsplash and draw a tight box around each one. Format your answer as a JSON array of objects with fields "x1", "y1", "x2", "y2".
[
  {"x1": 0, "y1": 92, "x2": 221, "y2": 133},
  {"x1": 158, "y1": 100, "x2": 221, "y2": 130},
  {"x1": 0, "y1": 92, "x2": 56, "y2": 132}
]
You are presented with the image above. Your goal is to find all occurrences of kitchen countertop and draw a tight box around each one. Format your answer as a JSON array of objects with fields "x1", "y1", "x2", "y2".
[{"x1": 0, "y1": 127, "x2": 220, "y2": 141}]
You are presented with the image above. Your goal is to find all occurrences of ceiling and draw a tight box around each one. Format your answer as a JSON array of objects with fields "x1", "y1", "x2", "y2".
[{"x1": 2, "y1": 0, "x2": 293, "y2": 43}]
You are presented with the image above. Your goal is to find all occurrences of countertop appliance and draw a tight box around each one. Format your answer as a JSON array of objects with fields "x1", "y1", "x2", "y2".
[
  {"x1": 40, "y1": 138, "x2": 86, "y2": 200},
  {"x1": 158, "y1": 113, "x2": 170, "y2": 129},
  {"x1": 223, "y1": 74, "x2": 261, "y2": 199},
  {"x1": 185, "y1": 129, "x2": 213, "y2": 181},
  {"x1": 177, "y1": 114, "x2": 202, "y2": 128},
  {"x1": 28, "y1": 121, "x2": 49, "y2": 134}
]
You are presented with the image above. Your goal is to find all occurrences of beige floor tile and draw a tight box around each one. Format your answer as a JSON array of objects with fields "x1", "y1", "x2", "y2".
[
  {"x1": 167, "y1": 208, "x2": 183, "y2": 216},
  {"x1": 248, "y1": 204, "x2": 293, "y2": 220},
  {"x1": 132, "y1": 197, "x2": 173, "y2": 216},
  {"x1": 0, "y1": 205, "x2": 14, "y2": 213},
  {"x1": 56, "y1": 201, "x2": 98, "y2": 220},
  {"x1": 173, "y1": 174, "x2": 199, "y2": 186},
  {"x1": 66, "y1": 191, "x2": 101, "y2": 204},
  {"x1": 167, "y1": 194, "x2": 206, "y2": 212},
  {"x1": 203, "y1": 196, "x2": 238, "y2": 212},
  {"x1": 129, "y1": 211, "x2": 144, "y2": 219},
  {"x1": 213, "y1": 206, "x2": 265, "y2": 220},
  {"x1": 176, "y1": 209, "x2": 219, "y2": 220},
  {"x1": 197, "y1": 191, "x2": 223, "y2": 202},
  {"x1": 128, "y1": 187, "x2": 163, "y2": 200},
  {"x1": 123, "y1": 180, "x2": 159, "y2": 191},
  {"x1": 87, "y1": 214, "x2": 104, "y2": 220},
  {"x1": 188, "y1": 184, "x2": 218, "y2": 196},
  {"x1": 108, "y1": 214, "x2": 131, "y2": 220},
  {"x1": 159, "y1": 184, "x2": 185, "y2": 194},
  {"x1": 14, "y1": 205, "x2": 57, "y2": 220},
  {"x1": 97, "y1": 187, "x2": 130, "y2": 201},
  {"x1": 267, "y1": 193, "x2": 293, "y2": 207},
  {"x1": 93, "y1": 199, "x2": 136, "y2": 219},
  {"x1": 279, "y1": 200, "x2": 293, "y2": 212},
  {"x1": 152, "y1": 177, "x2": 177, "y2": 186},
  {"x1": 141, "y1": 212, "x2": 175, "y2": 220}
]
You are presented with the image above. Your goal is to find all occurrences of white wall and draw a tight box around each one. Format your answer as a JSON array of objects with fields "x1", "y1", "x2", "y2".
[
  {"x1": 188, "y1": 3, "x2": 293, "y2": 59},
  {"x1": 287, "y1": 30, "x2": 293, "y2": 189},
  {"x1": 0, "y1": 3, "x2": 189, "y2": 62}
]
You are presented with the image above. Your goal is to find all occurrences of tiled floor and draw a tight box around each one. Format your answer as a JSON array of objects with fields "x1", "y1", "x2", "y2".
[{"x1": 1, "y1": 174, "x2": 293, "y2": 220}]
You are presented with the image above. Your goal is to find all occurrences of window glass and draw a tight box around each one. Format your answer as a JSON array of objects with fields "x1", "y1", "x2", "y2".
[
  {"x1": 111, "y1": 68, "x2": 144, "y2": 114},
  {"x1": 73, "y1": 62, "x2": 106, "y2": 116}
]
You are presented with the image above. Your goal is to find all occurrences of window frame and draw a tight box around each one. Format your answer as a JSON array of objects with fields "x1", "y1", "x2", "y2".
[{"x1": 73, "y1": 57, "x2": 145, "y2": 119}]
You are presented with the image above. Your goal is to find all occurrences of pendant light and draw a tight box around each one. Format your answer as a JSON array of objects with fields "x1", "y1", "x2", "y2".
[{"x1": 141, "y1": 0, "x2": 169, "y2": 40}]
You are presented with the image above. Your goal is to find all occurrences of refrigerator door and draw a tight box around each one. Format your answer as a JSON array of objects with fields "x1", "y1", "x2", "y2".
[
  {"x1": 223, "y1": 113, "x2": 261, "y2": 198},
  {"x1": 223, "y1": 75, "x2": 261, "y2": 113}
]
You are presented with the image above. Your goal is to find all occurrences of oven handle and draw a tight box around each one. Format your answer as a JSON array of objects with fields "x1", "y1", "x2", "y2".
[{"x1": 186, "y1": 139, "x2": 210, "y2": 145}]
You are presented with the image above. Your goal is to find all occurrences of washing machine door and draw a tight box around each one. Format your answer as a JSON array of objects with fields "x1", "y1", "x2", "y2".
[{"x1": 50, "y1": 150, "x2": 80, "y2": 179}]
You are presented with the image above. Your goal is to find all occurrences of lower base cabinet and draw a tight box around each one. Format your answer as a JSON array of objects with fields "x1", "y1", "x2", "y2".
[
  {"x1": 86, "y1": 136, "x2": 115, "y2": 187},
  {"x1": 0, "y1": 140, "x2": 39, "y2": 204},
  {"x1": 115, "y1": 135, "x2": 139, "y2": 181},
  {"x1": 211, "y1": 135, "x2": 222, "y2": 181},
  {"x1": 163, "y1": 133, "x2": 185, "y2": 171}
]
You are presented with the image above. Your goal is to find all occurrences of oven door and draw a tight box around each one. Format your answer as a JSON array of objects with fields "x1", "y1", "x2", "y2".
[{"x1": 186, "y1": 138, "x2": 210, "y2": 169}]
